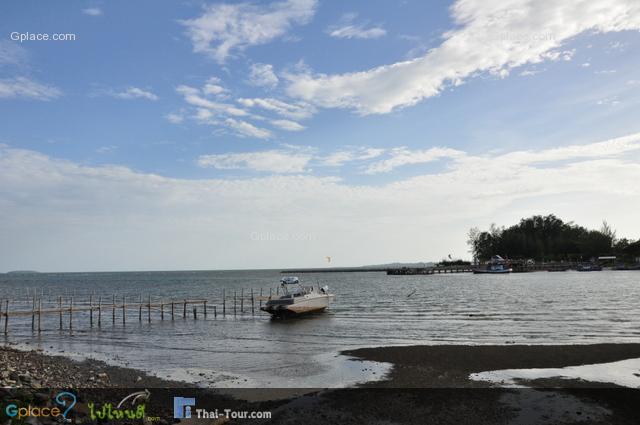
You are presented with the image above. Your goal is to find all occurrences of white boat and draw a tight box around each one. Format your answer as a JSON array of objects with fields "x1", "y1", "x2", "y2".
[{"x1": 260, "y1": 276, "x2": 335, "y2": 316}]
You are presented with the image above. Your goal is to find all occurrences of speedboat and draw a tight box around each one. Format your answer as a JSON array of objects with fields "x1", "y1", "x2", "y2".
[{"x1": 260, "y1": 276, "x2": 335, "y2": 316}]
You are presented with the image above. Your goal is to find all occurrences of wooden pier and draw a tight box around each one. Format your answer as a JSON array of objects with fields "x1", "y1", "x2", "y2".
[
  {"x1": 385, "y1": 265, "x2": 475, "y2": 275},
  {"x1": 0, "y1": 288, "x2": 279, "y2": 335}
]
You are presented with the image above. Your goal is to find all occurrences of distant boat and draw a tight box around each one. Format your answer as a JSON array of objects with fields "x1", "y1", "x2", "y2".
[
  {"x1": 472, "y1": 264, "x2": 512, "y2": 274},
  {"x1": 260, "y1": 277, "x2": 335, "y2": 317},
  {"x1": 613, "y1": 264, "x2": 640, "y2": 271},
  {"x1": 576, "y1": 264, "x2": 603, "y2": 272},
  {"x1": 473, "y1": 255, "x2": 512, "y2": 274}
]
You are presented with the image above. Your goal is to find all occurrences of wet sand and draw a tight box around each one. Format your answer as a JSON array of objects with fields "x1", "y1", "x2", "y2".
[
  {"x1": 343, "y1": 343, "x2": 640, "y2": 388},
  {"x1": 3, "y1": 343, "x2": 640, "y2": 424}
]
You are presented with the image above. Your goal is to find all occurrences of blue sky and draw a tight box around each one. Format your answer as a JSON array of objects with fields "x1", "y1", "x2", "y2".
[{"x1": 1, "y1": 0, "x2": 640, "y2": 271}]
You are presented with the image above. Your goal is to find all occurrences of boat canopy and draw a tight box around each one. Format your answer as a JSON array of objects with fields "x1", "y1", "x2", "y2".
[{"x1": 280, "y1": 276, "x2": 300, "y2": 285}]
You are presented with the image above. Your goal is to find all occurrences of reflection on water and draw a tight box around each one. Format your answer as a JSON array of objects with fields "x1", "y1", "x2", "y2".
[{"x1": 1, "y1": 270, "x2": 639, "y2": 387}]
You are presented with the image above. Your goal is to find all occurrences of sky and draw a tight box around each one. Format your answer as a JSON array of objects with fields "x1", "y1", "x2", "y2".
[{"x1": 1, "y1": 0, "x2": 640, "y2": 272}]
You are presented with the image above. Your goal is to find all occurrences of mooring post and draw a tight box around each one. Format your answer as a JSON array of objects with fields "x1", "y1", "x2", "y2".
[
  {"x1": 4, "y1": 300, "x2": 8, "y2": 334},
  {"x1": 139, "y1": 294, "x2": 142, "y2": 322},
  {"x1": 58, "y1": 296, "x2": 63, "y2": 330},
  {"x1": 233, "y1": 291, "x2": 237, "y2": 316},
  {"x1": 204, "y1": 300, "x2": 207, "y2": 319},
  {"x1": 38, "y1": 299, "x2": 42, "y2": 333},
  {"x1": 241, "y1": 288, "x2": 244, "y2": 313},
  {"x1": 112, "y1": 294, "x2": 116, "y2": 325},
  {"x1": 122, "y1": 295, "x2": 126, "y2": 325},
  {"x1": 31, "y1": 295, "x2": 35, "y2": 332},
  {"x1": 193, "y1": 307, "x2": 197, "y2": 320},
  {"x1": 183, "y1": 300, "x2": 187, "y2": 319},
  {"x1": 222, "y1": 288, "x2": 226, "y2": 317},
  {"x1": 251, "y1": 288, "x2": 255, "y2": 315},
  {"x1": 89, "y1": 294, "x2": 93, "y2": 327},
  {"x1": 213, "y1": 305, "x2": 217, "y2": 319},
  {"x1": 98, "y1": 295, "x2": 102, "y2": 327},
  {"x1": 260, "y1": 288, "x2": 263, "y2": 309},
  {"x1": 161, "y1": 301, "x2": 164, "y2": 320},
  {"x1": 270, "y1": 288, "x2": 272, "y2": 299},
  {"x1": 171, "y1": 301, "x2": 175, "y2": 320},
  {"x1": 69, "y1": 296, "x2": 73, "y2": 331},
  {"x1": 148, "y1": 294, "x2": 151, "y2": 323}
]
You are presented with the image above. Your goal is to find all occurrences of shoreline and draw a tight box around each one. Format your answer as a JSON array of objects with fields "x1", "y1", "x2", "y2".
[{"x1": 3, "y1": 343, "x2": 640, "y2": 424}]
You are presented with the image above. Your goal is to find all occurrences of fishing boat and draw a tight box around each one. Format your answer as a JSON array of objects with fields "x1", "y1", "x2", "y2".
[
  {"x1": 472, "y1": 263, "x2": 512, "y2": 274},
  {"x1": 472, "y1": 255, "x2": 512, "y2": 274},
  {"x1": 260, "y1": 276, "x2": 334, "y2": 317},
  {"x1": 576, "y1": 263, "x2": 603, "y2": 272}
]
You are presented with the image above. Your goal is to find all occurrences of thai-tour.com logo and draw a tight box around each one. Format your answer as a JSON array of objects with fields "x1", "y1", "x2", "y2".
[
  {"x1": 173, "y1": 396, "x2": 271, "y2": 420},
  {"x1": 4, "y1": 391, "x2": 76, "y2": 421}
]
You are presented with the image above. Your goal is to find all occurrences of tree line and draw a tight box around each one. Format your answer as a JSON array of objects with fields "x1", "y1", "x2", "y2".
[{"x1": 467, "y1": 215, "x2": 640, "y2": 263}]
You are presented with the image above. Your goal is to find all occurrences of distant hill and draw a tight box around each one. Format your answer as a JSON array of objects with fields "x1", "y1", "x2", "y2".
[{"x1": 5, "y1": 270, "x2": 40, "y2": 275}]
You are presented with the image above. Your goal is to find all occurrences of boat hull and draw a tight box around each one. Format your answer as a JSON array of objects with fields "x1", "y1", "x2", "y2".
[
  {"x1": 472, "y1": 269, "x2": 512, "y2": 274},
  {"x1": 261, "y1": 294, "x2": 334, "y2": 316}
]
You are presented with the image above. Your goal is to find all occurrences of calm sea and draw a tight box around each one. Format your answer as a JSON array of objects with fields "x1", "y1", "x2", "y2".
[{"x1": 1, "y1": 270, "x2": 639, "y2": 387}]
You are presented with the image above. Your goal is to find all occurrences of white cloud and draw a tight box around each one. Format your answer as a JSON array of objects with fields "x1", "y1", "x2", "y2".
[
  {"x1": 2, "y1": 132, "x2": 640, "y2": 271},
  {"x1": 202, "y1": 77, "x2": 227, "y2": 95},
  {"x1": 270, "y1": 119, "x2": 305, "y2": 131},
  {"x1": 248, "y1": 63, "x2": 279, "y2": 88},
  {"x1": 321, "y1": 147, "x2": 385, "y2": 167},
  {"x1": 111, "y1": 87, "x2": 159, "y2": 101},
  {"x1": 165, "y1": 112, "x2": 184, "y2": 124},
  {"x1": 225, "y1": 118, "x2": 272, "y2": 139},
  {"x1": 237, "y1": 97, "x2": 315, "y2": 120},
  {"x1": 181, "y1": 0, "x2": 317, "y2": 63},
  {"x1": 82, "y1": 7, "x2": 103, "y2": 16},
  {"x1": 286, "y1": 0, "x2": 640, "y2": 115},
  {"x1": 198, "y1": 149, "x2": 312, "y2": 173},
  {"x1": 365, "y1": 147, "x2": 466, "y2": 174},
  {"x1": 0, "y1": 77, "x2": 61, "y2": 100},
  {"x1": 0, "y1": 41, "x2": 28, "y2": 67},
  {"x1": 327, "y1": 14, "x2": 386, "y2": 40}
]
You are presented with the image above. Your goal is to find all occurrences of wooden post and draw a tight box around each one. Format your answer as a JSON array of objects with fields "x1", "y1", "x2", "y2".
[
  {"x1": 213, "y1": 305, "x2": 217, "y2": 319},
  {"x1": 69, "y1": 296, "x2": 73, "y2": 331},
  {"x1": 31, "y1": 295, "x2": 35, "y2": 332},
  {"x1": 112, "y1": 294, "x2": 115, "y2": 325},
  {"x1": 161, "y1": 301, "x2": 164, "y2": 320},
  {"x1": 193, "y1": 307, "x2": 197, "y2": 320},
  {"x1": 122, "y1": 295, "x2": 126, "y2": 325},
  {"x1": 59, "y1": 296, "x2": 63, "y2": 330},
  {"x1": 90, "y1": 294, "x2": 93, "y2": 327},
  {"x1": 240, "y1": 288, "x2": 244, "y2": 313},
  {"x1": 183, "y1": 300, "x2": 187, "y2": 319},
  {"x1": 204, "y1": 300, "x2": 207, "y2": 318},
  {"x1": 139, "y1": 294, "x2": 142, "y2": 322},
  {"x1": 4, "y1": 300, "x2": 8, "y2": 334},
  {"x1": 251, "y1": 288, "x2": 255, "y2": 315},
  {"x1": 222, "y1": 289, "x2": 226, "y2": 316},
  {"x1": 171, "y1": 301, "x2": 174, "y2": 320},
  {"x1": 148, "y1": 295, "x2": 151, "y2": 323},
  {"x1": 270, "y1": 288, "x2": 272, "y2": 299},
  {"x1": 233, "y1": 291, "x2": 237, "y2": 316},
  {"x1": 37, "y1": 299, "x2": 41, "y2": 333},
  {"x1": 260, "y1": 288, "x2": 263, "y2": 308},
  {"x1": 98, "y1": 295, "x2": 102, "y2": 327}
]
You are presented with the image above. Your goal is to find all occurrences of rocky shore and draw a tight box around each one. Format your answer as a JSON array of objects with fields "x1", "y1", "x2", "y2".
[
  {"x1": 3, "y1": 343, "x2": 640, "y2": 424},
  {"x1": 0, "y1": 345, "x2": 191, "y2": 389}
]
